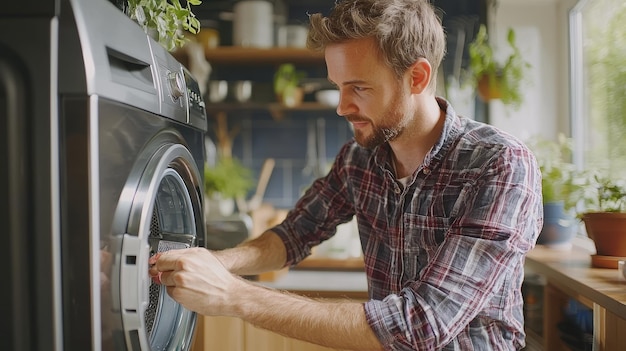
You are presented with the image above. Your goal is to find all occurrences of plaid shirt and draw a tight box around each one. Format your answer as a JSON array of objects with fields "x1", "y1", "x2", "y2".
[{"x1": 272, "y1": 98, "x2": 543, "y2": 350}]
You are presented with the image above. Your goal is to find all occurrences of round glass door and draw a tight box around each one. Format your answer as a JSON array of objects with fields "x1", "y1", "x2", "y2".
[
  {"x1": 145, "y1": 169, "x2": 196, "y2": 349},
  {"x1": 117, "y1": 143, "x2": 202, "y2": 351}
]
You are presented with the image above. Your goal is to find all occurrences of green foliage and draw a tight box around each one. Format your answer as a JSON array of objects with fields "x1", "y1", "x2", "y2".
[
  {"x1": 528, "y1": 134, "x2": 586, "y2": 212},
  {"x1": 273, "y1": 63, "x2": 306, "y2": 97},
  {"x1": 127, "y1": 0, "x2": 201, "y2": 51},
  {"x1": 585, "y1": 1, "x2": 626, "y2": 176},
  {"x1": 580, "y1": 173, "x2": 626, "y2": 213},
  {"x1": 467, "y1": 24, "x2": 530, "y2": 108},
  {"x1": 530, "y1": 134, "x2": 626, "y2": 214},
  {"x1": 204, "y1": 158, "x2": 254, "y2": 199}
]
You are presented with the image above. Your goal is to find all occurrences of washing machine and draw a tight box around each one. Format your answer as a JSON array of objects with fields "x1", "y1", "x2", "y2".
[{"x1": 1, "y1": 0, "x2": 207, "y2": 350}]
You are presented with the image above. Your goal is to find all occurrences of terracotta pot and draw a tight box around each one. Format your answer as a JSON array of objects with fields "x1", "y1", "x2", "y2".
[
  {"x1": 581, "y1": 212, "x2": 626, "y2": 257},
  {"x1": 477, "y1": 74, "x2": 502, "y2": 101}
]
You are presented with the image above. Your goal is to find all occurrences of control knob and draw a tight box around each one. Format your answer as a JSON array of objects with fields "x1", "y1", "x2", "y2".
[{"x1": 167, "y1": 71, "x2": 185, "y2": 100}]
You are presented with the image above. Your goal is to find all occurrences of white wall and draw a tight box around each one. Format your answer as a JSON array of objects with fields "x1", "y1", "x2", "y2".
[{"x1": 488, "y1": 0, "x2": 578, "y2": 142}]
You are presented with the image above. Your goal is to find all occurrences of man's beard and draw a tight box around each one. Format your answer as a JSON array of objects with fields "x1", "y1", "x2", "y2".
[
  {"x1": 352, "y1": 121, "x2": 400, "y2": 149},
  {"x1": 350, "y1": 96, "x2": 409, "y2": 149}
]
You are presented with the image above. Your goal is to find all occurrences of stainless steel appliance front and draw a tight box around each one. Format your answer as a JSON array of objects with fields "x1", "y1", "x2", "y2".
[
  {"x1": 58, "y1": 0, "x2": 207, "y2": 350},
  {"x1": 1, "y1": 0, "x2": 207, "y2": 348}
]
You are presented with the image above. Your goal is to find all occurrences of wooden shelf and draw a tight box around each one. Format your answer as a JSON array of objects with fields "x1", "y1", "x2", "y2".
[
  {"x1": 205, "y1": 102, "x2": 337, "y2": 120},
  {"x1": 203, "y1": 46, "x2": 325, "y2": 66}
]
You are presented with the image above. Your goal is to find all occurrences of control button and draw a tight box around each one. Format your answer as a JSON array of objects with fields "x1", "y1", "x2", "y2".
[{"x1": 168, "y1": 71, "x2": 185, "y2": 100}]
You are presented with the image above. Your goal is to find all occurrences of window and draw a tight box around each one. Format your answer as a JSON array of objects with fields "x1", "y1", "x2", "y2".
[{"x1": 570, "y1": 0, "x2": 626, "y2": 178}]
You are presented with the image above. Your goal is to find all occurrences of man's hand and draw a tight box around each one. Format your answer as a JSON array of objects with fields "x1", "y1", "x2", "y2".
[
  {"x1": 148, "y1": 246, "x2": 382, "y2": 350},
  {"x1": 148, "y1": 247, "x2": 245, "y2": 316}
]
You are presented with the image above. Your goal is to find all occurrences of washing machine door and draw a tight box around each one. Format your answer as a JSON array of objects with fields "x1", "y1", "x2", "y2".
[{"x1": 114, "y1": 141, "x2": 202, "y2": 351}]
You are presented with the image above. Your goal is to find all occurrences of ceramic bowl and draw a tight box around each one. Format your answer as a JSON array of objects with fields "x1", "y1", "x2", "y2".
[
  {"x1": 315, "y1": 89, "x2": 340, "y2": 107},
  {"x1": 232, "y1": 80, "x2": 252, "y2": 103},
  {"x1": 207, "y1": 80, "x2": 228, "y2": 103}
]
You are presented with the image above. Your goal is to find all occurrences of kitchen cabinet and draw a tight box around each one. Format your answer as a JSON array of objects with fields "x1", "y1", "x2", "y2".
[
  {"x1": 191, "y1": 315, "x2": 350, "y2": 351},
  {"x1": 525, "y1": 243, "x2": 626, "y2": 350},
  {"x1": 192, "y1": 316, "x2": 245, "y2": 351}
]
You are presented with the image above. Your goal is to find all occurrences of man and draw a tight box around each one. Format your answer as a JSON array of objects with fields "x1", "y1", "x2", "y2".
[{"x1": 149, "y1": 0, "x2": 543, "y2": 349}]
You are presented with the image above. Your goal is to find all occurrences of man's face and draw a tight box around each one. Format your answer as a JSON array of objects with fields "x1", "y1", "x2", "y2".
[{"x1": 325, "y1": 38, "x2": 413, "y2": 149}]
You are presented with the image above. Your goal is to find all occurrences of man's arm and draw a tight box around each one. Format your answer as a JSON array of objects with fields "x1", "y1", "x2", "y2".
[
  {"x1": 232, "y1": 280, "x2": 383, "y2": 350},
  {"x1": 212, "y1": 230, "x2": 287, "y2": 275},
  {"x1": 149, "y1": 247, "x2": 384, "y2": 351}
]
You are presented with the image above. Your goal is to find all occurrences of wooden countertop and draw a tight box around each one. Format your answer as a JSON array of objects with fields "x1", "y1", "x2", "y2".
[
  {"x1": 259, "y1": 239, "x2": 626, "y2": 313},
  {"x1": 525, "y1": 240, "x2": 626, "y2": 319},
  {"x1": 260, "y1": 269, "x2": 368, "y2": 300}
]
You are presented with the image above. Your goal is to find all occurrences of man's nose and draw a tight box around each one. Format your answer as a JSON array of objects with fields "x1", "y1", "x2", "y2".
[{"x1": 336, "y1": 93, "x2": 356, "y2": 117}]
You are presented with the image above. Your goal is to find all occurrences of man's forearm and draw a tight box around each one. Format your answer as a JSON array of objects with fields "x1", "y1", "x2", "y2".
[
  {"x1": 151, "y1": 239, "x2": 382, "y2": 350},
  {"x1": 229, "y1": 280, "x2": 383, "y2": 351},
  {"x1": 213, "y1": 230, "x2": 287, "y2": 276}
]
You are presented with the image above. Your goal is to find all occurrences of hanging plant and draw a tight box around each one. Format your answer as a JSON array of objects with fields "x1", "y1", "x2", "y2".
[
  {"x1": 125, "y1": 0, "x2": 202, "y2": 51},
  {"x1": 467, "y1": 24, "x2": 531, "y2": 109}
]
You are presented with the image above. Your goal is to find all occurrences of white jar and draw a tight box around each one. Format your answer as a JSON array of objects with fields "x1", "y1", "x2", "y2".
[
  {"x1": 233, "y1": 1, "x2": 274, "y2": 48},
  {"x1": 277, "y1": 25, "x2": 308, "y2": 48}
]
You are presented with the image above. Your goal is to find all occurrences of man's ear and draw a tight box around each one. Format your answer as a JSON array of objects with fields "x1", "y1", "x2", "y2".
[{"x1": 408, "y1": 58, "x2": 432, "y2": 94}]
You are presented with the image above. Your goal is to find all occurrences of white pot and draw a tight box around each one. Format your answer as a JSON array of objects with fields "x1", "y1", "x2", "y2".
[
  {"x1": 205, "y1": 194, "x2": 235, "y2": 219},
  {"x1": 233, "y1": 1, "x2": 274, "y2": 48}
]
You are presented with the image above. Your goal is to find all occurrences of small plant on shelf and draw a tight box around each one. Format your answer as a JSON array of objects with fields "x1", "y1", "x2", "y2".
[
  {"x1": 204, "y1": 157, "x2": 254, "y2": 200},
  {"x1": 579, "y1": 173, "x2": 626, "y2": 214},
  {"x1": 577, "y1": 172, "x2": 626, "y2": 262},
  {"x1": 274, "y1": 63, "x2": 306, "y2": 107},
  {"x1": 204, "y1": 157, "x2": 254, "y2": 217}
]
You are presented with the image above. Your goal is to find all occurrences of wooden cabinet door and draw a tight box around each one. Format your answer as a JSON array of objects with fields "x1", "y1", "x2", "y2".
[
  {"x1": 288, "y1": 338, "x2": 346, "y2": 351},
  {"x1": 246, "y1": 323, "x2": 347, "y2": 351},
  {"x1": 192, "y1": 315, "x2": 245, "y2": 351},
  {"x1": 192, "y1": 315, "x2": 354, "y2": 351},
  {"x1": 243, "y1": 323, "x2": 290, "y2": 351}
]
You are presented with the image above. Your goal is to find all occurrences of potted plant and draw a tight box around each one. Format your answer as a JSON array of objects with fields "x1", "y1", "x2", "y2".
[
  {"x1": 117, "y1": 0, "x2": 202, "y2": 51},
  {"x1": 467, "y1": 24, "x2": 530, "y2": 108},
  {"x1": 529, "y1": 134, "x2": 586, "y2": 249},
  {"x1": 578, "y1": 172, "x2": 626, "y2": 264},
  {"x1": 204, "y1": 157, "x2": 255, "y2": 217},
  {"x1": 273, "y1": 63, "x2": 306, "y2": 107}
]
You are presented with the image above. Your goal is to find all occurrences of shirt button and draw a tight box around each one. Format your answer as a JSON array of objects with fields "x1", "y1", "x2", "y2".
[
  {"x1": 423, "y1": 168, "x2": 431, "y2": 175},
  {"x1": 395, "y1": 186, "x2": 401, "y2": 194}
]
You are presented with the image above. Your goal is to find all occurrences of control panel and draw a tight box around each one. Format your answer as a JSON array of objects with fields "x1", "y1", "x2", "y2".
[
  {"x1": 183, "y1": 67, "x2": 207, "y2": 131},
  {"x1": 183, "y1": 68, "x2": 205, "y2": 116}
]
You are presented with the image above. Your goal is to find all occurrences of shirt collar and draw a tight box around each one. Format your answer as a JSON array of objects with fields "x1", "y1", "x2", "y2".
[
  {"x1": 429, "y1": 97, "x2": 463, "y2": 167},
  {"x1": 372, "y1": 97, "x2": 463, "y2": 174}
]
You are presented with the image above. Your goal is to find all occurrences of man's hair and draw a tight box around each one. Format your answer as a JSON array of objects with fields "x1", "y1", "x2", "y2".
[{"x1": 307, "y1": 0, "x2": 446, "y2": 87}]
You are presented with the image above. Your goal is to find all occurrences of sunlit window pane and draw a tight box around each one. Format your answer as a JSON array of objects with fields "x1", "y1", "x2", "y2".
[{"x1": 572, "y1": 0, "x2": 626, "y2": 178}]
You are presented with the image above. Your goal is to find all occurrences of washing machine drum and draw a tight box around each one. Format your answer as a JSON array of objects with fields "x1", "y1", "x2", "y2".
[{"x1": 113, "y1": 142, "x2": 202, "y2": 351}]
